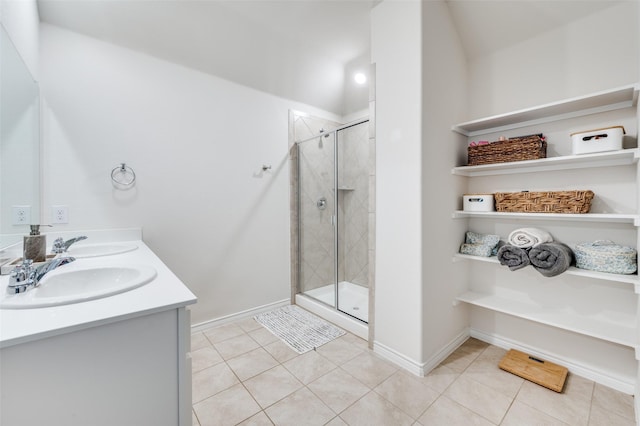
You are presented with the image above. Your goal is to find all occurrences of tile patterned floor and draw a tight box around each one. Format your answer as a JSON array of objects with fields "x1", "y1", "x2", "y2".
[{"x1": 191, "y1": 315, "x2": 635, "y2": 426}]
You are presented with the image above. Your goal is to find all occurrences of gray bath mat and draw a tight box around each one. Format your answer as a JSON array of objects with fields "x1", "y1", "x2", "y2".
[{"x1": 254, "y1": 305, "x2": 345, "y2": 354}]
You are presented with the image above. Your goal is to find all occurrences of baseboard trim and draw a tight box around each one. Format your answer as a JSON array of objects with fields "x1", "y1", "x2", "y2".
[
  {"x1": 191, "y1": 299, "x2": 290, "y2": 333},
  {"x1": 420, "y1": 328, "x2": 471, "y2": 375},
  {"x1": 470, "y1": 328, "x2": 636, "y2": 395},
  {"x1": 373, "y1": 341, "x2": 425, "y2": 376},
  {"x1": 373, "y1": 328, "x2": 470, "y2": 377}
]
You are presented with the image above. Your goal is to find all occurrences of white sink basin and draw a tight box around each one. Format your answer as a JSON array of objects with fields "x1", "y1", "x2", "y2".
[
  {"x1": 66, "y1": 243, "x2": 138, "y2": 258},
  {"x1": 0, "y1": 264, "x2": 156, "y2": 309}
]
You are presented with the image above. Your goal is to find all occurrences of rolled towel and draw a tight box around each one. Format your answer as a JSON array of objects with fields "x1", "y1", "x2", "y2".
[
  {"x1": 508, "y1": 228, "x2": 553, "y2": 249},
  {"x1": 497, "y1": 244, "x2": 531, "y2": 271},
  {"x1": 529, "y1": 242, "x2": 575, "y2": 277}
]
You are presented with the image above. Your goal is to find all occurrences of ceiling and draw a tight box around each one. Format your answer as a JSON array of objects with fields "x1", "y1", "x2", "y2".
[{"x1": 36, "y1": 0, "x2": 626, "y2": 115}]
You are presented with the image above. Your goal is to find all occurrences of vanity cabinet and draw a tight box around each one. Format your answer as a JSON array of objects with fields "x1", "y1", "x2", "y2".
[
  {"x1": 0, "y1": 307, "x2": 192, "y2": 426},
  {"x1": 452, "y1": 84, "x2": 640, "y2": 399}
]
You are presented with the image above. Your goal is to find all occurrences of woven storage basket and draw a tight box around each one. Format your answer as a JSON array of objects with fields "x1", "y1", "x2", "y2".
[
  {"x1": 574, "y1": 240, "x2": 637, "y2": 274},
  {"x1": 468, "y1": 135, "x2": 547, "y2": 166},
  {"x1": 494, "y1": 190, "x2": 594, "y2": 213}
]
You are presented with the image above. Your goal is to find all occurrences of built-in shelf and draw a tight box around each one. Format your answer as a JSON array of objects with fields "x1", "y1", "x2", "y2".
[
  {"x1": 452, "y1": 211, "x2": 640, "y2": 226},
  {"x1": 452, "y1": 149, "x2": 640, "y2": 177},
  {"x1": 456, "y1": 291, "x2": 637, "y2": 348},
  {"x1": 453, "y1": 253, "x2": 640, "y2": 286},
  {"x1": 452, "y1": 84, "x2": 639, "y2": 137}
]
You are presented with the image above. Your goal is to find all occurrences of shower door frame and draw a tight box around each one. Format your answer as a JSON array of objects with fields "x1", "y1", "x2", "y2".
[{"x1": 295, "y1": 118, "x2": 369, "y2": 323}]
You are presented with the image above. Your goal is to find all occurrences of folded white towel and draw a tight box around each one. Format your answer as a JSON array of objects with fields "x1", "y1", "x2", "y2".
[{"x1": 508, "y1": 228, "x2": 553, "y2": 249}]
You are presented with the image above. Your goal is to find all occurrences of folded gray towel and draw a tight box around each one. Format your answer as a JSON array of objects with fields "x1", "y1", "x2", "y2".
[
  {"x1": 497, "y1": 244, "x2": 530, "y2": 271},
  {"x1": 529, "y1": 242, "x2": 575, "y2": 277}
]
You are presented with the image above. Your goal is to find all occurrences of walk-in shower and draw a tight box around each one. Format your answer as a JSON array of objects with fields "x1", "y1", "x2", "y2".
[{"x1": 293, "y1": 118, "x2": 370, "y2": 331}]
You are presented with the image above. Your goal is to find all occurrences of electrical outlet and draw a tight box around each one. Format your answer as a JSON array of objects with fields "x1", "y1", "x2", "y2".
[
  {"x1": 11, "y1": 206, "x2": 31, "y2": 225},
  {"x1": 52, "y1": 205, "x2": 69, "y2": 224}
]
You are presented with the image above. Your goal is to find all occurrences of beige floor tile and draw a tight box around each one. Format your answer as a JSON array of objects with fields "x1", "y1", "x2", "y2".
[
  {"x1": 244, "y1": 365, "x2": 304, "y2": 409},
  {"x1": 307, "y1": 368, "x2": 370, "y2": 414},
  {"x1": 214, "y1": 333, "x2": 261, "y2": 360},
  {"x1": 192, "y1": 409, "x2": 200, "y2": 426},
  {"x1": 461, "y1": 369, "x2": 524, "y2": 399},
  {"x1": 444, "y1": 374, "x2": 512, "y2": 424},
  {"x1": 339, "y1": 391, "x2": 414, "y2": 426},
  {"x1": 563, "y1": 374, "x2": 596, "y2": 402},
  {"x1": 374, "y1": 370, "x2": 440, "y2": 419},
  {"x1": 236, "y1": 317, "x2": 264, "y2": 333},
  {"x1": 340, "y1": 352, "x2": 397, "y2": 388},
  {"x1": 249, "y1": 327, "x2": 280, "y2": 346},
  {"x1": 325, "y1": 417, "x2": 347, "y2": 426},
  {"x1": 192, "y1": 332, "x2": 212, "y2": 351},
  {"x1": 502, "y1": 400, "x2": 569, "y2": 426},
  {"x1": 265, "y1": 387, "x2": 335, "y2": 426},
  {"x1": 416, "y1": 395, "x2": 494, "y2": 426},
  {"x1": 515, "y1": 378, "x2": 592, "y2": 426},
  {"x1": 421, "y1": 364, "x2": 459, "y2": 393},
  {"x1": 237, "y1": 411, "x2": 275, "y2": 425},
  {"x1": 463, "y1": 345, "x2": 524, "y2": 399},
  {"x1": 227, "y1": 347, "x2": 280, "y2": 381},
  {"x1": 192, "y1": 346, "x2": 224, "y2": 373},
  {"x1": 192, "y1": 362, "x2": 240, "y2": 403},
  {"x1": 203, "y1": 323, "x2": 245, "y2": 344},
  {"x1": 339, "y1": 333, "x2": 369, "y2": 350},
  {"x1": 193, "y1": 383, "x2": 261, "y2": 426},
  {"x1": 263, "y1": 340, "x2": 300, "y2": 363},
  {"x1": 316, "y1": 337, "x2": 365, "y2": 366},
  {"x1": 591, "y1": 383, "x2": 635, "y2": 421},
  {"x1": 589, "y1": 403, "x2": 636, "y2": 426},
  {"x1": 439, "y1": 346, "x2": 483, "y2": 374},
  {"x1": 459, "y1": 338, "x2": 490, "y2": 353},
  {"x1": 283, "y1": 351, "x2": 337, "y2": 385}
]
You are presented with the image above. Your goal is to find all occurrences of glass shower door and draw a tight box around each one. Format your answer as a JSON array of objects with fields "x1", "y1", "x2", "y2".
[{"x1": 298, "y1": 133, "x2": 337, "y2": 309}]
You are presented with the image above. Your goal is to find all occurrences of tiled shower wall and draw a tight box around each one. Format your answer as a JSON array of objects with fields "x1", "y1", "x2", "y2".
[
  {"x1": 337, "y1": 124, "x2": 370, "y2": 287},
  {"x1": 291, "y1": 114, "x2": 370, "y2": 295}
]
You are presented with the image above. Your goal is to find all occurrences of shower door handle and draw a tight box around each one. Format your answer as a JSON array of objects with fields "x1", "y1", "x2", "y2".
[{"x1": 331, "y1": 215, "x2": 336, "y2": 227}]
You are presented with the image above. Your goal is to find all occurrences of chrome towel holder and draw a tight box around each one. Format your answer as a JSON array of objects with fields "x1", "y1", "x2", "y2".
[{"x1": 111, "y1": 163, "x2": 136, "y2": 187}]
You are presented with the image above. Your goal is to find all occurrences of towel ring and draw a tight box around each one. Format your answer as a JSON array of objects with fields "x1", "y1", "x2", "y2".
[{"x1": 111, "y1": 163, "x2": 136, "y2": 186}]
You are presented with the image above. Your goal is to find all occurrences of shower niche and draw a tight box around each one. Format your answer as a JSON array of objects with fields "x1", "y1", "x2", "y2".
[{"x1": 294, "y1": 116, "x2": 370, "y2": 323}]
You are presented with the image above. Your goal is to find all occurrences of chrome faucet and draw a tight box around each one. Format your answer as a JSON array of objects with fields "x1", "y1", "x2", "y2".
[
  {"x1": 52, "y1": 236, "x2": 88, "y2": 254},
  {"x1": 6, "y1": 256, "x2": 76, "y2": 294}
]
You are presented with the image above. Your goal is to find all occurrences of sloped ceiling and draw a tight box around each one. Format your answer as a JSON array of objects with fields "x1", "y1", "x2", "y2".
[
  {"x1": 37, "y1": 0, "x2": 627, "y2": 115},
  {"x1": 446, "y1": 0, "x2": 627, "y2": 60},
  {"x1": 37, "y1": 0, "x2": 376, "y2": 116}
]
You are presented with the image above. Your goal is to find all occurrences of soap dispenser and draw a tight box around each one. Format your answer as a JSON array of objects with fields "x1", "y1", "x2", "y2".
[{"x1": 24, "y1": 225, "x2": 46, "y2": 262}]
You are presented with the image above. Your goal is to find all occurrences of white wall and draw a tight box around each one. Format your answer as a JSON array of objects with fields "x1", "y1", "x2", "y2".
[
  {"x1": 420, "y1": 1, "x2": 469, "y2": 367},
  {"x1": 468, "y1": 1, "x2": 638, "y2": 118},
  {"x1": 371, "y1": 0, "x2": 424, "y2": 365},
  {"x1": 39, "y1": 23, "x2": 342, "y2": 325},
  {"x1": 0, "y1": 0, "x2": 39, "y2": 80}
]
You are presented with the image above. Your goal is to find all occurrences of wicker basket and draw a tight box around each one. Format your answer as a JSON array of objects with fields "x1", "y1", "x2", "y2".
[
  {"x1": 468, "y1": 135, "x2": 547, "y2": 166},
  {"x1": 494, "y1": 190, "x2": 594, "y2": 213}
]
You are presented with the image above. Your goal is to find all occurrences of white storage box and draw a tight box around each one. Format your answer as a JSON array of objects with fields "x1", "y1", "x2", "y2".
[
  {"x1": 570, "y1": 126, "x2": 625, "y2": 155},
  {"x1": 463, "y1": 194, "x2": 495, "y2": 212}
]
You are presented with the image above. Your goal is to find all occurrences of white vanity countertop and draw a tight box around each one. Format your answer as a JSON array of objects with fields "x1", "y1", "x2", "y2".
[{"x1": 0, "y1": 229, "x2": 197, "y2": 348}]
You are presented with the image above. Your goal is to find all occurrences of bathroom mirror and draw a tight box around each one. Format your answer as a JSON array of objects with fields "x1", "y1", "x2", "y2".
[{"x1": 0, "y1": 24, "x2": 41, "y2": 249}]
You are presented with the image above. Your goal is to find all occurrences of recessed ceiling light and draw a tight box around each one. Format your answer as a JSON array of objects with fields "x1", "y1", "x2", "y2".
[{"x1": 354, "y1": 73, "x2": 367, "y2": 85}]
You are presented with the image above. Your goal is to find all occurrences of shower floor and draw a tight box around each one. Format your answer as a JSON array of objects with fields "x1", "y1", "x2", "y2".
[{"x1": 303, "y1": 281, "x2": 368, "y2": 323}]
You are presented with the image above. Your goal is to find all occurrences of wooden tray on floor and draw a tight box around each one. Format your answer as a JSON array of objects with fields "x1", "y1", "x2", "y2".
[{"x1": 499, "y1": 349, "x2": 568, "y2": 393}]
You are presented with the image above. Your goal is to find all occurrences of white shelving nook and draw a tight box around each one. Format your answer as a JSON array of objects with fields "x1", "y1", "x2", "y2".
[{"x1": 452, "y1": 83, "x2": 640, "y2": 395}]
